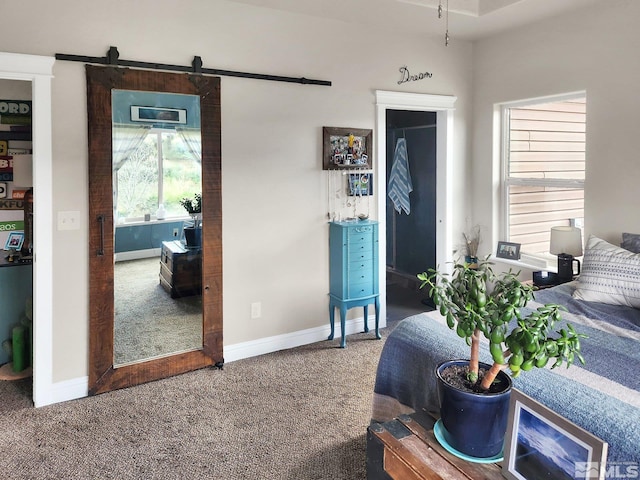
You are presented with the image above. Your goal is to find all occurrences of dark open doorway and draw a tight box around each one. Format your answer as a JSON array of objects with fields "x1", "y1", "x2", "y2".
[{"x1": 385, "y1": 109, "x2": 437, "y2": 326}]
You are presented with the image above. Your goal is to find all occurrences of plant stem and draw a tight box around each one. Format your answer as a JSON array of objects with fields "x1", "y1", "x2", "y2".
[
  {"x1": 469, "y1": 328, "x2": 481, "y2": 382},
  {"x1": 480, "y1": 362, "x2": 506, "y2": 390}
]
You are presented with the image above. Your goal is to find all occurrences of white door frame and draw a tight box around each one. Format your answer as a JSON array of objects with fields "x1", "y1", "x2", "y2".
[
  {"x1": 0, "y1": 52, "x2": 55, "y2": 407},
  {"x1": 375, "y1": 90, "x2": 456, "y2": 324}
]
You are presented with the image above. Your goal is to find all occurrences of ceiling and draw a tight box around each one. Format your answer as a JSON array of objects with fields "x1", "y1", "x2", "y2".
[{"x1": 228, "y1": 0, "x2": 603, "y2": 41}]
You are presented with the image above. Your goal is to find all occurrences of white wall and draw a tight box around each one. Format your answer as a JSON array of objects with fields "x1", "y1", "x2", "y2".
[
  {"x1": 471, "y1": 0, "x2": 640, "y2": 257},
  {"x1": 0, "y1": 0, "x2": 473, "y2": 385}
]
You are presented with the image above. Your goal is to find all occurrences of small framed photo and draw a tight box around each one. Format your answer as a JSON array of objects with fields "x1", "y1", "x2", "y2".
[
  {"x1": 503, "y1": 389, "x2": 608, "y2": 480},
  {"x1": 4, "y1": 231, "x2": 24, "y2": 251},
  {"x1": 348, "y1": 173, "x2": 373, "y2": 196},
  {"x1": 497, "y1": 241, "x2": 521, "y2": 260}
]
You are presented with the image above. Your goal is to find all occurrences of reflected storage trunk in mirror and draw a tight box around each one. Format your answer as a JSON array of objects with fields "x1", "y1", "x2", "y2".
[{"x1": 87, "y1": 65, "x2": 222, "y2": 395}]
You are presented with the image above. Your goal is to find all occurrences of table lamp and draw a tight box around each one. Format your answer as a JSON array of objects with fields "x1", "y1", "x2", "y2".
[{"x1": 550, "y1": 226, "x2": 583, "y2": 283}]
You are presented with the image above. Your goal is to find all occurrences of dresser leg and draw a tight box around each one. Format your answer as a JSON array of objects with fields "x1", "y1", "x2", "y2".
[
  {"x1": 340, "y1": 304, "x2": 347, "y2": 348},
  {"x1": 375, "y1": 297, "x2": 381, "y2": 339},
  {"x1": 328, "y1": 304, "x2": 335, "y2": 341},
  {"x1": 363, "y1": 305, "x2": 370, "y2": 333}
]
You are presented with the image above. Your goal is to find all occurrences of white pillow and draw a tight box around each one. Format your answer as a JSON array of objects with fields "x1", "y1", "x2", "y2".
[{"x1": 573, "y1": 235, "x2": 640, "y2": 308}]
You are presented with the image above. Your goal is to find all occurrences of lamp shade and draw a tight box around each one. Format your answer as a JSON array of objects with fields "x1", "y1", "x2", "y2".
[{"x1": 550, "y1": 226, "x2": 583, "y2": 257}]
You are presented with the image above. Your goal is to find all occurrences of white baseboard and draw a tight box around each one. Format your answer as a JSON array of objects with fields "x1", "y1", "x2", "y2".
[
  {"x1": 35, "y1": 375, "x2": 89, "y2": 407},
  {"x1": 224, "y1": 314, "x2": 385, "y2": 363},
  {"x1": 38, "y1": 314, "x2": 385, "y2": 406},
  {"x1": 115, "y1": 248, "x2": 161, "y2": 262}
]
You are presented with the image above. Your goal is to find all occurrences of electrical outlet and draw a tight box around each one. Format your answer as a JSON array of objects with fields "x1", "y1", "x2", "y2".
[
  {"x1": 57, "y1": 211, "x2": 81, "y2": 231},
  {"x1": 251, "y1": 302, "x2": 261, "y2": 319},
  {"x1": 173, "y1": 228, "x2": 179, "y2": 237}
]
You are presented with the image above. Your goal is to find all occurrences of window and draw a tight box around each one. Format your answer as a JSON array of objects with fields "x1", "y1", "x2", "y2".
[
  {"x1": 115, "y1": 129, "x2": 201, "y2": 222},
  {"x1": 501, "y1": 94, "x2": 586, "y2": 258}
]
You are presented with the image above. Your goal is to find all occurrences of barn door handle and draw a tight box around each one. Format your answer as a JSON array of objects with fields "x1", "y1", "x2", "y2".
[{"x1": 97, "y1": 214, "x2": 105, "y2": 256}]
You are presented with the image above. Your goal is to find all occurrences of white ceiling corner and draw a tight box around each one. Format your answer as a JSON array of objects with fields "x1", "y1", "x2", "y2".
[
  {"x1": 395, "y1": 0, "x2": 523, "y2": 17},
  {"x1": 227, "y1": 0, "x2": 604, "y2": 41}
]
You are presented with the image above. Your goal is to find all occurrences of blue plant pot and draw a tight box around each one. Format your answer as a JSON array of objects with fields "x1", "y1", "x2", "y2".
[
  {"x1": 184, "y1": 227, "x2": 201, "y2": 248},
  {"x1": 436, "y1": 359, "x2": 512, "y2": 458}
]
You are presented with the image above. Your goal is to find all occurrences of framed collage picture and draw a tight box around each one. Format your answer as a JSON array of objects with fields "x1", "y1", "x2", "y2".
[{"x1": 322, "y1": 126, "x2": 372, "y2": 170}]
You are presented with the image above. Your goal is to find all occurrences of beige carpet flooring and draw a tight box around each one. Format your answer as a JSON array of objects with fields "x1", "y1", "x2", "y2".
[
  {"x1": 0, "y1": 329, "x2": 389, "y2": 479},
  {"x1": 114, "y1": 257, "x2": 202, "y2": 365},
  {"x1": 0, "y1": 279, "x2": 429, "y2": 478}
]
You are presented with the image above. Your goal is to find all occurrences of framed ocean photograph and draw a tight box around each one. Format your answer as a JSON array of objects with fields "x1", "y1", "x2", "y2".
[{"x1": 503, "y1": 389, "x2": 608, "y2": 480}]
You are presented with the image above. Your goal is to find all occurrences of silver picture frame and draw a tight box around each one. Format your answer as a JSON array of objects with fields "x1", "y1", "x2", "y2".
[{"x1": 503, "y1": 389, "x2": 608, "y2": 480}]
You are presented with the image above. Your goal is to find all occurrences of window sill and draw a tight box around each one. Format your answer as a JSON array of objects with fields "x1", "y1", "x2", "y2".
[
  {"x1": 491, "y1": 254, "x2": 557, "y2": 273},
  {"x1": 116, "y1": 217, "x2": 189, "y2": 228}
]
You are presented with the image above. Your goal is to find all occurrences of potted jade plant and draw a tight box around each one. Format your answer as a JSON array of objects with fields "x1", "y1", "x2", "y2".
[
  {"x1": 417, "y1": 256, "x2": 585, "y2": 459},
  {"x1": 179, "y1": 193, "x2": 202, "y2": 248}
]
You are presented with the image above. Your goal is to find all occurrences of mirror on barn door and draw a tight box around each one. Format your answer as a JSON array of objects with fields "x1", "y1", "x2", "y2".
[{"x1": 86, "y1": 65, "x2": 222, "y2": 395}]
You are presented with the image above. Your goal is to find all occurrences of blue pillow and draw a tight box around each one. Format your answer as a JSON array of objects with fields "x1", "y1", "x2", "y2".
[{"x1": 621, "y1": 232, "x2": 640, "y2": 254}]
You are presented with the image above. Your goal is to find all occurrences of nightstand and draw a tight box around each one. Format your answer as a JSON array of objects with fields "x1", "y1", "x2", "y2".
[{"x1": 367, "y1": 411, "x2": 503, "y2": 480}]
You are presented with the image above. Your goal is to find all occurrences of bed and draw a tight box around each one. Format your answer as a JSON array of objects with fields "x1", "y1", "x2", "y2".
[{"x1": 372, "y1": 235, "x2": 640, "y2": 462}]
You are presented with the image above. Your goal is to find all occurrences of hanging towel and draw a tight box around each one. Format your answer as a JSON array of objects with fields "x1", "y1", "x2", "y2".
[{"x1": 387, "y1": 137, "x2": 413, "y2": 215}]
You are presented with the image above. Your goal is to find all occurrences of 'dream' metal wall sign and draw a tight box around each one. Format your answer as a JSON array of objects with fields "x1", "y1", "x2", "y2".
[{"x1": 397, "y1": 66, "x2": 433, "y2": 85}]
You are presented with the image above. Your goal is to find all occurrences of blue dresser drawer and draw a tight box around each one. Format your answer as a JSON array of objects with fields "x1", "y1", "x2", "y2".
[
  {"x1": 348, "y1": 259, "x2": 373, "y2": 277},
  {"x1": 348, "y1": 229, "x2": 374, "y2": 245},
  {"x1": 348, "y1": 281, "x2": 375, "y2": 298},
  {"x1": 349, "y1": 224, "x2": 375, "y2": 236},
  {"x1": 348, "y1": 244, "x2": 373, "y2": 259}
]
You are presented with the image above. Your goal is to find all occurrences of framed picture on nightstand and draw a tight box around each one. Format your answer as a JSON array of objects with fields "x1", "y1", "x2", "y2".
[
  {"x1": 497, "y1": 241, "x2": 521, "y2": 260},
  {"x1": 503, "y1": 389, "x2": 607, "y2": 480}
]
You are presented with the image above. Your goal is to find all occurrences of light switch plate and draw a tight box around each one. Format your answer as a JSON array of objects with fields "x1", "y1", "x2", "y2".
[{"x1": 57, "y1": 211, "x2": 81, "y2": 231}]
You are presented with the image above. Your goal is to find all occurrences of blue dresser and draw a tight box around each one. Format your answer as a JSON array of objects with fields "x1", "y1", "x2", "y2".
[{"x1": 328, "y1": 220, "x2": 381, "y2": 348}]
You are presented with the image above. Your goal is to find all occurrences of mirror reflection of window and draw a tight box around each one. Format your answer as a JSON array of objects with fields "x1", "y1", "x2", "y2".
[{"x1": 115, "y1": 129, "x2": 201, "y2": 222}]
